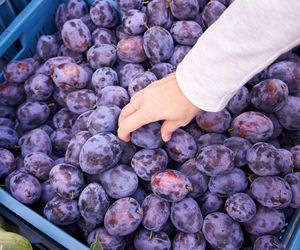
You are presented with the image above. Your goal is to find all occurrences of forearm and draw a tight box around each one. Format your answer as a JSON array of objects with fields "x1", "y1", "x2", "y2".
[{"x1": 176, "y1": 0, "x2": 300, "y2": 112}]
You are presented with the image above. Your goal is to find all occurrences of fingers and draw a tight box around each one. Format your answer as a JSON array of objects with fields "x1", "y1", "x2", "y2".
[
  {"x1": 118, "y1": 102, "x2": 137, "y2": 126},
  {"x1": 118, "y1": 92, "x2": 142, "y2": 125},
  {"x1": 160, "y1": 120, "x2": 182, "y2": 142},
  {"x1": 118, "y1": 110, "x2": 152, "y2": 142}
]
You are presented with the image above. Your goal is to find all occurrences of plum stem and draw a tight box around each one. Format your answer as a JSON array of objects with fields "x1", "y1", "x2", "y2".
[
  {"x1": 144, "y1": 23, "x2": 150, "y2": 30},
  {"x1": 186, "y1": 185, "x2": 193, "y2": 191},
  {"x1": 148, "y1": 231, "x2": 153, "y2": 241},
  {"x1": 136, "y1": 210, "x2": 144, "y2": 216}
]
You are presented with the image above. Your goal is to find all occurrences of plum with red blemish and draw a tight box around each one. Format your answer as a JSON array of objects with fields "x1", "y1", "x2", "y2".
[
  {"x1": 92, "y1": 27, "x2": 117, "y2": 46},
  {"x1": 196, "y1": 108, "x2": 231, "y2": 133},
  {"x1": 202, "y1": 212, "x2": 244, "y2": 249},
  {"x1": 165, "y1": 129, "x2": 197, "y2": 163},
  {"x1": 179, "y1": 158, "x2": 208, "y2": 198},
  {"x1": 44, "y1": 196, "x2": 80, "y2": 225},
  {"x1": 170, "y1": 21, "x2": 202, "y2": 46},
  {"x1": 141, "y1": 193, "x2": 170, "y2": 232},
  {"x1": 223, "y1": 136, "x2": 252, "y2": 167},
  {"x1": 66, "y1": 89, "x2": 96, "y2": 114},
  {"x1": 170, "y1": 0, "x2": 199, "y2": 20},
  {"x1": 0, "y1": 148, "x2": 16, "y2": 179},
  {"x1": 173, "y1": 232, "x2": 206, "y2": 250},
  {"x1": 67, "y1": 0, "x2": 88, "y2": 19},
  {"x1": 87, "y1": 44, "x2": 117, "y2": 70},
  {"x1": 171, "y1": 197, "x2": 203, "y2": 233},
  {"x1": 208, "y1": 168, "x2": 248, "y2": 196},
  {"x1": 41, "y1": 180, "x2": 56, "y2": 203},
  {"x1": 195, "y1": 144, "x2": 234, "y2": 176},
  {"x1": 49, "y1": 163, "x2": 85, "y2": 200},
  {"x1": 72, "y1": 110, "x2": 93, "y2": 134},
  {"x1": 250, "y1": 79, "x2": 289, "y2": 113},
  {"x1": 119, "y1": 63, "x2": 145, "y2": 88},
  {"x1": 151, "y1": 169, "x2": 193, "y2": 202},
  {"x1": 244, "y1": 206, "x2": 285, "y2": 235},
  {"x1": 10, "y1": 172, "x2": 41, "y2": 204},
  {"x1": 134, "y1": 229, "x2": 171, "y2": 250},
  {"x1": 229, "y1": 111, "x2": 274, "y2": 143},
  {"x1": 131, "y1": 122, "x2": 164, "y2": 149},
  {"x1": 79, "y1": 133, "x2": 123, "y2": 174},
  {"x1": 87, "y1": 227, "x2": 126, "y2": 249},
  {"x1": 52, "y1": 63, "x2": 89, "y2": 91},
  {"x1": 24, "y1": 152, "x2": 54, "y2": 181},
  {"x1": 65, "y1": 131, "x2": 91, "y2": 167},
  {"x1": 79, "y1": 183, "x2": 110, "y2": 224},
  {"x1": 225, "y1": 193, "x2": 256, "y2": 222},
  {"x1": 250, "y1": 176, "x2": 292, "y2": 209},
  {"x1": 100, "y1": 164, "x2": 138, "y2": 199},
  {"x1": 128, "y1": 71, "x2": 157, "y2": 97},
  {"x1": 0, "y1": 82, "x2": 25, "y2": 106},
  {"x1": 131, "y1": 148, "x2": 168, "y2": 181},
  {"x1": 61, "y1": 19, "x2": 91, "y2": 52},
  {"x1": 104, "y1": 197, "x2": 143, "y2": 236},
  {"x1": 117, "y1": 36, "x2": 147, "y2": 63},
  {"x1": 91, "y1": 67, "x2": 118, "y2": 94},
  {"x1": 246, "y1": 142, "x2": 283, "y2": 176},
  {"x1": 17, "y1": 101, "x2": 50, "y2": 130},
  {"x1": 90, "y1": 0, "x2": 118, "y2": 28},
  {"x1": 43, "y1": 56, "x2": 75, "y2": 76},
  {"x1": 4, "y1": 58, "x2": 35, "y2": 83}
]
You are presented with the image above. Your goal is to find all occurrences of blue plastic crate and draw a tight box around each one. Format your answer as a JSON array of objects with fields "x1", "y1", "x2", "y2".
[
  {"x1": 0, "y1": 0, "x2": 299, "y2": 249},
  {"x1": 0, "y1": 188, "x2": 89, "y2": 250},
  {"x1": 0, "y1": 0, "x2": 31, "y2": 34}
]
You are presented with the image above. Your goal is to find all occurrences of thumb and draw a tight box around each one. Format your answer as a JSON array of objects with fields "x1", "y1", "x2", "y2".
[{"x1": 161, "y1": 120, "x2": 181, "y2": 142}]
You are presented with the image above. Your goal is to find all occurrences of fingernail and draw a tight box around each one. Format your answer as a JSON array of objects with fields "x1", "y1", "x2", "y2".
[{"x1": 162, "y1": 134, "x2": 171, "y2": 142}]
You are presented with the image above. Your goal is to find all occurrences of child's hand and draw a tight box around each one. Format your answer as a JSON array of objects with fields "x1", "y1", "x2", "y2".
[{"x1": 118, "y1": 73, "x2": 200, "y2": 142}]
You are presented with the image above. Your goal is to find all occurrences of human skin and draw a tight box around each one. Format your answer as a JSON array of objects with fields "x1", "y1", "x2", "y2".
[{"x1": 118, "y1": 73, "x2": 200, "y2": 142}]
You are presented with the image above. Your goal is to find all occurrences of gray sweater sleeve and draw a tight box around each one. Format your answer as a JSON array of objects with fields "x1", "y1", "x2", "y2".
[{"x1": 176, "y1": 0, "x2": 300, "y2": 112}]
